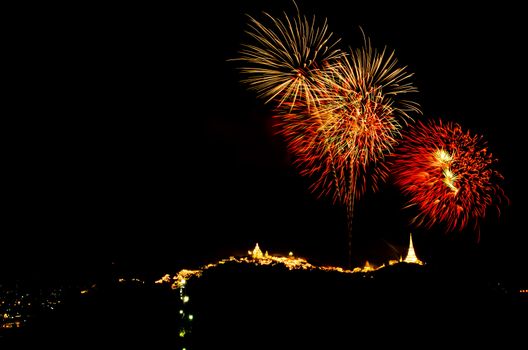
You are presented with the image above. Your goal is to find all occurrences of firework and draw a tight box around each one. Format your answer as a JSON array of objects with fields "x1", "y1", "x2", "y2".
[
  {"x1": 234, "y1": 6, "x2": 342, "y2": 109},
  {"x1": 276, "y1": 37, "x2": 420, "y2": 266},
  {"x1": 235, "y1": 7, "x2": 420, "y2": 266},
  {"x1": 278, "y1": 36, "x2": 420, "y2": 206},
  {"x1": 391, "y1": 120, "x2": 507, "y2": 232}
]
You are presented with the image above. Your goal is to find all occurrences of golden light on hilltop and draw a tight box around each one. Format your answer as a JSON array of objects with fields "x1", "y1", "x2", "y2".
[
  {"x1": 351, "y1": 260, "x2": 386, "y2": 273},
  {"x1": 158, "y1": 243, "x2": 419, "y2": 291},
  {"x1": 403, "y1": 233, "x2": 424, "y2": 265},
  {"x1": 162, "y1": 242, "x2": 426, "y2": 342},
  {"x1": 249, "y1": 243, "x2": 264, "y2": 259},
  {"x1": 156, "y1": 269, "x2": 203, "y2": 289}
]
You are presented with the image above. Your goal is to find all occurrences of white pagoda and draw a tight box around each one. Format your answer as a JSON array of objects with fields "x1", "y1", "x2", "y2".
[{"x1": 403, "y1": 233, "x2": 424, "y2": 265}]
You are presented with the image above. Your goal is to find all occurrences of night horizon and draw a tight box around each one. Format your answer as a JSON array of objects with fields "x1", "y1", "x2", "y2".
[{"x1": 3, "y1": 1, "x2": 526, "y2": 345}]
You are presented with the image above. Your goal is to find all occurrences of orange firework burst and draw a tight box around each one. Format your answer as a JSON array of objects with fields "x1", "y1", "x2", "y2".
[
  {"x1": 391, "y1": 120, "x2": 507, "y2": 233},
  {"x1": 278, "y1": 36, "x2": 420, "y2": 206},
  {"x1": 234, "y1": 6, "x2": 342, "y2": 109}
]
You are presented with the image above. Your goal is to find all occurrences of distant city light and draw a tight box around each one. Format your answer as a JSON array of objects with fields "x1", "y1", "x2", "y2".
[
  {"x1": 183, "y1": 296, "x2": 190, "y2": 303},
  {"x1": 1, "y1": 285, "x2": 65, "y2": 329}
]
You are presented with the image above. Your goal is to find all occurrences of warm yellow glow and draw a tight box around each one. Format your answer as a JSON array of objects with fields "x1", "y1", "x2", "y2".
[
  {"x1": 1, "y1": 320, "x2": 22, "y2": 329},
  {"x1": 80, "y1": 289, "x2": 89, "y2": 295},
  {"x1": 188, "y1": 314, "x2": 194, "y2": 320},
  {"x1": 442, "y1": 168, "x2": 459, "y2": 193},
  {"x1": 435, "y1": 149, "x2": 453, "y2": 164},
  {"x1": 351, "y1": 260, "x2": 385, "y2": 273},
  {"x1": 158, "y1": 243, "x2": 426, "y2": 290},
  {"x1": 404, "y1": 233, "x2": 424, "y2": 265},
  {"x1": 172, "y1": 269, "x2": 202, "y2": 289},
  {"x1": 183, "y1": 296, "x2": 190, "y2": 303},
  {"x1": 251, "y1": 243, "x2": 264, "y2": 259},
  {"x1": 155, "y1": 274, "x2": 170, "y2": 284},
  {"x1": 159, "y1": 243, "x2": 363, "y2": 290},
  {"x1": 434, "y1": 149, "x2": 459, "y2": 193}
]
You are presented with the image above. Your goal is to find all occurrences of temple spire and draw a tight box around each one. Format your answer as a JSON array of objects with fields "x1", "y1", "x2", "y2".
[
  {"x1": 404, "y1": 233, "x2": 424, "y2": 265},
  {"x1": 250, "y1": 243, "x2": 264, "y2": 259}
]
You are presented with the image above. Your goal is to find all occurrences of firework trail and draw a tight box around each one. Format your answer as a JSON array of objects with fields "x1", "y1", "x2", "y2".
[
  {"x1": 391, "y1": 119, "x2": 507, "y2": 236},
  {"x1": 234, "y1": 4, "x2": 342, "y2": 109}
]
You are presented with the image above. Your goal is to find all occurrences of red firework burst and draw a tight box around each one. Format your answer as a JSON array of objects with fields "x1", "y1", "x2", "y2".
[{"x1": 391, "y1": 119, "x2": 507, "y2": 232}]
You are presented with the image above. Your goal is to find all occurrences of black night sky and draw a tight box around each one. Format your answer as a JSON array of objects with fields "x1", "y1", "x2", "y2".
[{"x1": 4, "y1": 1, "x2": 526, "y2": 285}]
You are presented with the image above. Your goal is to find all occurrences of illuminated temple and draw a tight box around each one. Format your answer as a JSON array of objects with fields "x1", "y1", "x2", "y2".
[
  {"x1": 158, "y1": 240, "x2": 428, "y2": 291},
  {"x1": 403, "y1": 233, "x2": 424, "y2": 265}
]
